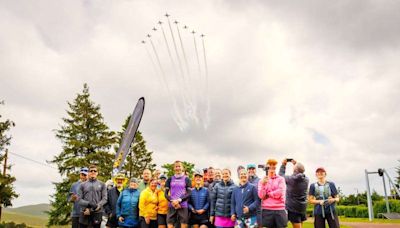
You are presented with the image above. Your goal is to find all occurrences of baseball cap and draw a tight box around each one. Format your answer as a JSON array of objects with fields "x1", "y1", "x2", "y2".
[
  {"x1": 130, "y1": 177, "x2": 139, "y2": 183},
  {"x1": 115, "y1": 173, "x2": 126, "y2": 179},
  {"x1": 247, "y1": 164, "x2": 256, "y2": 169},
  {"x1": 194, "y1": 169, "x2": 204, "y2": 177},
  {"x1": 80, "y1": 167, "x2": 88, "y2": 175},
  {"x1": 316, "y1": 167, "x2": 326, "y2": 173},
  {"x1": 159, "y1": 174, "x2": 167, "y2": 180}
]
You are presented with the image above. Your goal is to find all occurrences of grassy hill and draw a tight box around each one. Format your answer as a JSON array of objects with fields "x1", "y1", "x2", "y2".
[
  {"x1": 2, "y1": 211, "x2": 49, "y2": 228},
  {"x1": 4, "y1": 203, "x2": 50, "y2": 218}
]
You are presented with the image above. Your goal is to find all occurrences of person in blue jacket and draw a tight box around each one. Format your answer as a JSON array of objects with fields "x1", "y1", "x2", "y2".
[
  {"x1": 116, "y1": 178, "x2": 141, "y2": 228},
  {"x1": 189, "y1": 169, "x2": 210, "y2": 228},
  {"x1": 231, "y1": 169, "x2": 260, "y2": 228}
]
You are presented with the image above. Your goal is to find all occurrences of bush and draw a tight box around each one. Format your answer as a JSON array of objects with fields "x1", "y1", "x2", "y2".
[
  {"x1": 336, "y1": 206, "x2": 369, "y2": 218},
  {"x1": 373, "y1": 200, "x2": 400, "y2": 217},
  {"x1": 0, "y1": 221, "x2": 31, "y2": 228}
]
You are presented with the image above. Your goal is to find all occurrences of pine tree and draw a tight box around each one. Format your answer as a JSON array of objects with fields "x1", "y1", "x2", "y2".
[
  {"x1": 117, "y1": 115, "x2": 156, "y2": 179},
  {"x1": 0, "y1": 101, "x2": 18, "y2": 221},
  {"x1": 161, "y1": 161, "x2": 195, "y2": 178},
  {"x1": 47, "y1": 84, "x2": 117, "y2": 225}
]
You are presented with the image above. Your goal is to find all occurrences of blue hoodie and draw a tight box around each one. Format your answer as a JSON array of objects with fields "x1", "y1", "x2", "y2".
[
  {"x1": 116, "y1": 188, "x2": 140, "y2": 227},
  {"x1": 231, "y1": 182, "x2": 260, "y2": 219}
]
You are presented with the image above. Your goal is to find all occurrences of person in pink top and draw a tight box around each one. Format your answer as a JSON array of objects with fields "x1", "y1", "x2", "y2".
[{"x1": 258, "y1": 159, "x2": 287, "y2": 228}]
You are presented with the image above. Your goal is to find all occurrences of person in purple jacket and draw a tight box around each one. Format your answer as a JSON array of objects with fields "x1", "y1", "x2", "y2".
[{"x1": 165, "y1": 161, "x2": 192, "y2": 228}]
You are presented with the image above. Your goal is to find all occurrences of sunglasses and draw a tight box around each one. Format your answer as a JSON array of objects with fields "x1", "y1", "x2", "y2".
[{"x1": 89, "y1": 170, "x2": 98, "y2": 173}]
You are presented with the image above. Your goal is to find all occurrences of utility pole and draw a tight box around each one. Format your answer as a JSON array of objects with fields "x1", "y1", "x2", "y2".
[
  {"x1": 3, "y1": 149, "x2": 8, "y2": 176},
  {"x1": 0, "y1": 149, "x2": 8, "y2": 221},
  {"x1": 354, "y1": 188, "x2": 359, "y2": 205}
]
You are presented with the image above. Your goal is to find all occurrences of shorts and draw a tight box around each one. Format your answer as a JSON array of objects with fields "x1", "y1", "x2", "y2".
[
  {"x1": 167, "y1": 207, "x2": 189, "y2": 225},
  {"x1": 261, "y1": 209, "x2": 288, "y2": 228},
  {"x1": 140, "y1": 216, "x2": 157, "y2": 228},
  {"x1": 287, "y1": 210, "x2": 306, "y2": 224},
  {"x1": 157, "y1": 214, "x2": 167, "y2": 225},
  {"x1": 189, "y1": 212, "x2": 209, "y2": 225},
  {"x1": 237, "y1": 215, "x2": 257, "y2": 228}
]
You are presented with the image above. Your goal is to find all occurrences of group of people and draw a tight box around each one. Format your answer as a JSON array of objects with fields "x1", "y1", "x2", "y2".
[{"x1": 68, "y1": 160, "x2": 341, "y2": 228}]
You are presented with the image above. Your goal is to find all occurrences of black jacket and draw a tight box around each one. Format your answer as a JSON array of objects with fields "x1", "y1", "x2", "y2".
[
  {"x1": 279, "y1": 165, "x2": 309, "y2": 214},
  {"x1": 104, "y1": 187, "x2": 121, "y2": 227},
  {"x1": 210, "y1": 180, "x2": 236, "y2": 217}
]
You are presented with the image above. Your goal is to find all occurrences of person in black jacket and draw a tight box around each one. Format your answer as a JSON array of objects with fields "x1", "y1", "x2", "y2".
[
  {"x1": 279, "y1": 159, "x2": 309, "y2": 228},
  {"x1": 105, "y1": 173, "x2": 127, "y2": 228},
  {"x1": 210, "y1": 168, "x2": 236, "y2": 228}
]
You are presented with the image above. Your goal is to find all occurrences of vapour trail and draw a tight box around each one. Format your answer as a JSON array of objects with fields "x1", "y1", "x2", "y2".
[
  {"x1": 159, "y1": 22, "x2": 178, "y2": 76},
  {"x1": 143, "y1": 41, "x2": 159, "y2": 77},
  {"x1": 148, "y1": 35, "x2": 169, "y2": 91},
  {"x1": 191, "y1": 30, "x2": 204, "y2": 126},
  {"x1": 175, "y1": 21, "x2": 190, "y2": 76},
  {"x1": 192, "y1": 31, "x2": 202, "y2": 77},
  {"x1": 166, "y1": 15, "x2": 198, "y2": 125},
  {"x1": 166, "y1": 15, "x2": 185, "y2": 79},
  {"x1": 201, "y1": 35, "x2": 210, "y2": 129},
  {"x1": 146, "y1": 37, "x2": 187, "y2": 130}
]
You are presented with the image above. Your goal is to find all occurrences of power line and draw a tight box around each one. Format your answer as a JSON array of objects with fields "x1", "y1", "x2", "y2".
[{"x1": 7, "y1": 150, "x2": 57, "y2": 170}]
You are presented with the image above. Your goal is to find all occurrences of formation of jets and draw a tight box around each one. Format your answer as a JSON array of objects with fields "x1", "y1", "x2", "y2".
[{"x1": 141, "y1": 13, "x2": 205, "y2": 44}]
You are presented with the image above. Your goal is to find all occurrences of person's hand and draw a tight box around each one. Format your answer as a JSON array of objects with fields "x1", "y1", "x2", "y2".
[
  {"x1": 192, "y1": 208, "x2": 197, "y2": 214},
  {"x1": 119, "y1": 216, "x2": 124, "y2": 222},
  {"x1": 231, "y1": 214, "x2": 236, "y2": 221},
  {"x1": 282, "y1": 159, "x2": 287, "y2": 166},
  {"x1": 197, "y1": 209, "x2": 205, "y2": 215},
  {"x1": 327, "y1": 197, "x2": 336, "y2": 204},
  {"x1": 171, "y1": 200, "x2": 179, "y2": 207},
  {"x1": 262, "y1": 176, "x2": 269, "y2": 184},
  {"x1": 319, "y1": 200, "x2": 325, "y2": 205},
  {"x1": 94, "y1": 204, "x2": 101, "y2": 211},
  {"x1": 174, "y1": 203, "x2": 181, "y2": 209},
  {"x1": 210, "y1": 216, "x2": 214, "y2": 224},
  {"x1": 243, "y1": 206, "x2": 249, "y2": 214},
  {"x1": 70, "y1": 193, "x2": 78, "y2": 202},
  {"x1": 291, "y1": 159, "x2": 297, "y2": 165},
  {"x1": 145, "y1": 217, "x2": 150, "y2": 224},
  {"x1": 83, "y1": 208, "x2": 91, "y2": 216}
]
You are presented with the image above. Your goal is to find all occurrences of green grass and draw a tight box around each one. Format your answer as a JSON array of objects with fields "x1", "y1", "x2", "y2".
[
  {"x1": 2, "y1": 211, "x2": 47, "y2": 228},
  {"x1": 4, "y1": 203, "x2": 50, "y2": 218},
  {"x1": 286, "y1": 220, "x2": 351, "y2": 228},
  {"x1": 2, "y1": 211, "x2": 69, "y2": 228}
]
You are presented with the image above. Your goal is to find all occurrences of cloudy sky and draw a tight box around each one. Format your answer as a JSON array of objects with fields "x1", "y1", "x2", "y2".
[{"x1": 1, "y1": 0, "x2": 400, "y2": 207}]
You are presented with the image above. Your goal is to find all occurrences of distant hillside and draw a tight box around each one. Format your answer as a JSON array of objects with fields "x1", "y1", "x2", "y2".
[{"x1": 4, "y1": 203, "x2": 50, "y2": 218}]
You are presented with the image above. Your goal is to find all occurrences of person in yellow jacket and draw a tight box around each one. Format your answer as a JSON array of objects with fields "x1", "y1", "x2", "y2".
[
  {"x1": 139, "y1": 178, "x2": 159, "y2": 228},
  {"x1": 157, "y1": 174, "x2": 168, "y2": 228}
]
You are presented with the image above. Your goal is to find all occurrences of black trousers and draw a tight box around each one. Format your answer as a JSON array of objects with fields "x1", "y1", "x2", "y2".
[
  {"x1": 72, "y1": 217, "x2": 80, "y2": 228},
  {"x1": 313, "y1": 214, "x2": 339, "y2": 228}
]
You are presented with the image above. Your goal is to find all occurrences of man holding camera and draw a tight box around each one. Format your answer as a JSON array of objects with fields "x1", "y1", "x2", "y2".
[
  {"x1": 258, "y1": 159, "x2": 287, "y2": 228},
  {"x1": 78, "y1": 164, "x2": 108, "y2": 228},
  {"x1": 279, "y1": 159, "x2": 309, "y2": 228}
]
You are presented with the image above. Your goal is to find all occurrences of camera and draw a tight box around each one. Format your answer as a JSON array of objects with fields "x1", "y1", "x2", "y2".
[
  {"x1": 286, "y1": 158, "x2": 293, "y2": 162},
  {"x1": 258, "y1": 164, "x2": 270, "y2": 175}
]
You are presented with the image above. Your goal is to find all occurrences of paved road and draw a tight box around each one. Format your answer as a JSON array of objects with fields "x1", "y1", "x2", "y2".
[{"x1": 342, "y1": 222, "x2": 400, "y2": 228}]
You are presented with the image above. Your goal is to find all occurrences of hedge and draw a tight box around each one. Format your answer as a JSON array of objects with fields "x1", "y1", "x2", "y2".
[{"x1": 307, "y1": 200, "x2": 400, "y2": 218}]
